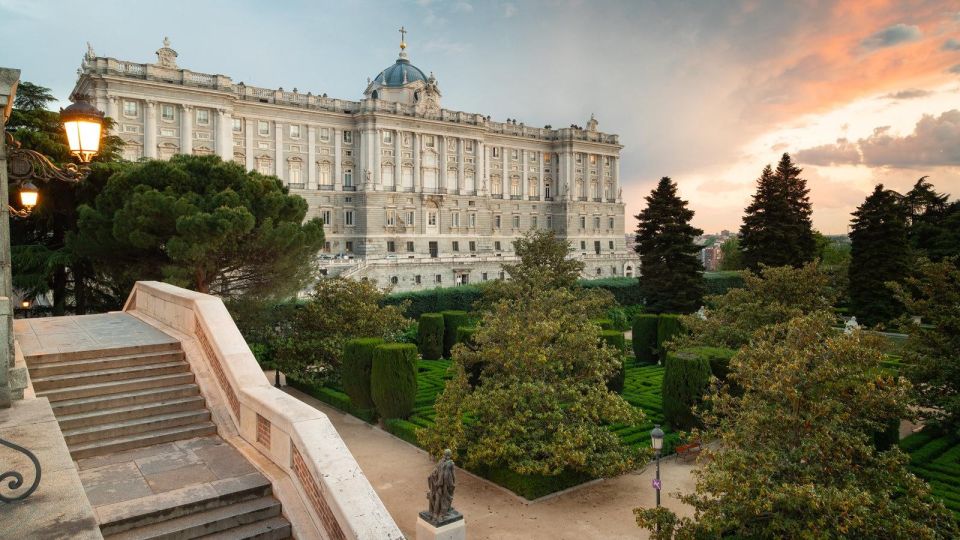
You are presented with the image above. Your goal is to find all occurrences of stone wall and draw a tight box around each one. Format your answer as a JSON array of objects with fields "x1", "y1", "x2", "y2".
[{"x1": 122, "y1": 281, "x2": 403, "y2": 539}]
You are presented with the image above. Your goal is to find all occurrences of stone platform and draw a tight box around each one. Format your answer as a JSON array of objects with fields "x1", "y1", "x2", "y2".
[{"x1": 14, "y1": 313, "x2": 179, "y2": 359}]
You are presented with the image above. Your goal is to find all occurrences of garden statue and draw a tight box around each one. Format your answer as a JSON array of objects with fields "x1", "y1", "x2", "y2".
[
  {"x1": 695, "y1": 306, "x2": 707, "y2": 320},
  {"x1": 420, "y1": 449, "x2": 462, "y2": 526},
  {"x1": 844, "y1": 316, "x2": 860, "y2": 334}
]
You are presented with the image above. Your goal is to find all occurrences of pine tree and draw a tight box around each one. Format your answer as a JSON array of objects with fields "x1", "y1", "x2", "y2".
[
  {"x1": 634, "y1": 177, "x2": 704, "y2": 313},
  {"x1": 739, "y1": 154, "x2": 815, "y2": 270},
  {"x1": 904, "y1": 177, "x2": 960, "y2": 261},
  {"x1": 849, "y1": 184, "x2": 910, "y2": 326}
]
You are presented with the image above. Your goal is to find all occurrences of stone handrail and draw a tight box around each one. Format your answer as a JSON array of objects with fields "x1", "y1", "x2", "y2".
[{"x1": 122, "y1": 281, "x2": 403, "y2": 540}]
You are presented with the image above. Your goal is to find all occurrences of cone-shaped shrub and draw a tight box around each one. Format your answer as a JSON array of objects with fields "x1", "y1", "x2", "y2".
[
  {"x1": 632, "y1": 314, "x2": 659, "y2": 365},
  {"x1": 600, "y1": 330, "x2": 626, "y2": 393},
  {"x1": 371, "y1": 343, "x2": 418, "y2": 419},
  {"x1": 662, "y1": 349, "x2": 712, "y2": 430},
  {"x1": 441, "y1": 310, "x2": 470, "y2": 358},
  {"x1": 342, "y1": 337, "x2": 384, "y2": 410},
  {"x1": 418, "y1": 313, "x2": 445, "y2": 360},
  {"x1": 656, "y1": 314, "x2": 683, "y2": 361}
]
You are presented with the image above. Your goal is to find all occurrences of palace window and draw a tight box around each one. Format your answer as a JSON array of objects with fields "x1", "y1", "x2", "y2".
[
  {"x1": 435, "y1": 274, "x2": 442, "y2": 283},
  {"x1": 581, "y1": 241, "x2": 586, "y2": 250},
  {"x1": 580, "y1": 216, "x2": 586, "y2": 229},
  {"x1": 594, "y1": 216, "x2": 601, "y2": 229},
  {"x1": 576, "y1": 154, "x2": 582, "y2": 163},
  {"x1": 232, "y1": 118, "x2": 242, "y2": 132},
  {"x1": 512, "y1": 215, "x2": 520, "y2": 228},
  {"x1": 123, "y1": 101, "x2": 138, "y2": 117},
  {"x1": 469, "y1": 213, "x2": 476, "y2": 228},
  {"x1": 383, "y1": 131, "x2": 393, "y2": 144},
  {"x1": 415, "y1": 275, "x2": 422, "y2": 284},
  {"x1": 424, "y1": 135, "x2": 435, "y2": 148},
  {"x1": 387, "y1": 241, "x2": 396, "y2": 253},
  {"x1": 511, "y1": 149, "x2": 518, "y2": 160},
  {"x1": 510, "y1": 178, "x2": 520, "y2": 196},
  {"x1": 343, "y1": 130, "x2": 353, "y2": 143},
  {"x1": 288, "y1": 161, "x2": 302, "y2": 184},
  {"x1": 406, "y1": 241, "x2": 415, "y2": 252},
  {"x1": 494, "y1": 215, "x2": 501, "y2": 229},
  {"x1": 391, "y1": 276, "x2": 399, "y2": 284},
  {"x1": 452, "y1": 241, "x2": 460, "y2": 252},
  {"x1": 405, "y1": 211, "x2": 415, "y2": 225},
  {"x1": 161, "y1": 105, "x2": 175, "y2": 122},
  {"x1": 321, "y1": 210, "x2": 332, "y2": 225},
  {"x1": 344, "y1": 169, "x2": 353, "y2": 186},
  {"x1": 344, "y1": 210, "x2": 354, "y2": 226},
  {"x1": 196, "y1": 109, "x2": 210, "y2": 125},
  {"x1": 547, "y1": 215, "x2": 553, "y2": 229},
  {"x1": 469, "y1": 241, "x2": 476, "y2": 252},
  {"x1": 428, "y1": 211, "x2": 437, "y2": 226},
  {"x1": 609, "y1": 241, "x2": 615, "y2": 249},
  {"x1": 589, "y1": 155, "x2": 596, "y2": 165},
  {"x1": 386, "y1": 209, "x2": 396, "y2": 226},
  {"x1": 258, "y1": 121, "x2": 269, "y2": 136},
  {"x1": 345, "y1": 241, "x2": 353, "y2": 252},
  {"x1": 531, "y1": 216, "x2": 538, "y2": 229},
  {"x1": 495, "y1": 241, "x2": 502, "y2": 251},
  {"x1": 452, "y1": 212, "x2": 460, "y2": 228},
  {"x1": 492, "y1": 147, "x2": 500, "y2": 158},
  {"x1": 609, "y1": 217, "x2": 615, "y2": 229},
  {"x1": 257, "y1": 157, "x2": 273, "y2": 175},
  {"x1": 290, "y1": 124, "x2": 301, "y2": 139},
  {"x1": 319, "y1": 162, "x2": 332, "y2": 186}
]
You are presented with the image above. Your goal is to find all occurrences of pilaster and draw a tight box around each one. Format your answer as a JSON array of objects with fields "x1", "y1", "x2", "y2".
[
  {"x1": 180, "y1": 104, "x2": 193, "y2": 155},
  {"x1": 307, "y1": 126, "x2": 317, "y2": 189},
  {"x1": 216, "y1": 109, "x2": 231, "y2": 160},
  {"x1": 413, "y1": 132, "x2": 421, "y2": 192},
  {"x1": 144, "y1": 100, "x2": 157, "y2": 158},
  {"x1": 521, "y1": 149, "x2": 528, "y2": 198},
  {"x1": 334, "y1": 127, "x2": 342, "y2": 190},
  {"x1": 456, "y1": 138, "x2": 464, "y2": 195},
  {"x1": 274, "y1": 120, "x2": 284, "y2": 181},
  {"x1": 245, "y1": 119, "x2": 254, "y2": 171}
]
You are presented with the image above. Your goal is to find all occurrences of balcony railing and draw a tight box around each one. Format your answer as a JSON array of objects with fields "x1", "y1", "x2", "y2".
[
  {"x1": 510, "y1": 195, "x2": 522, "y2": 200},
  {"x1": 288, "y1": 182, "x2": 305, "y2": 189},
  {"x1": 342, "y1": 185, "x2": 356, "y2": 191},
  {"x1": 578, "y1": 196, "x2": 588, "y2": 201},
  {"x1": 319, "y1": 184, "x2": 334, "y2": 190}
]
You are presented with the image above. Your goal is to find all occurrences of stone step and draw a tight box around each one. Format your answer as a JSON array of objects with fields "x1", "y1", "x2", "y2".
[
  {"x1": 98, "y1": 473, "x2": 274, "y2": 536},
  {"x1": 64, "y1": 409, "x2": 212, "y2": 446},
  {"x1": 51, "y1": 384, "x2": 201, "y2": 416},
  {"x1": 70, "y1": 422, "x2": 218, "y2": 460},
  {"x1": 38, "y1": 372, "x2": 196, "y2": 402},
  {"x1": 29, "y1": 350, "x2": 186, "y2": 378},
  {"x1": 104, "y1": 497, "x2": 282, "y2": 540},
  {"x1": 25, "y1": 341, "x2": 182, "y2": 365},
  {"x1": 57, "y1": 396, "x2": 207, "y2": 431},
  {"x1": 32, "y1": 361, "x2": 190, "y2": 392},
  {"x1": 201, "y1": 516, "x2": 292, "y2": 540}
]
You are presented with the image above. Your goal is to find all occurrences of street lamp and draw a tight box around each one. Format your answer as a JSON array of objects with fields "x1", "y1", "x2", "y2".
[
  {"x1": 650, "y1": 424, "x2": 664, "y2": 510},
  {"x1": 60, "y1": 99, "x2": 104, "y2": 164}
]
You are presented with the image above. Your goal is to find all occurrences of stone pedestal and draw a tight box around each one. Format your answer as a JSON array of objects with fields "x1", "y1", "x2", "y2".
[{"x1": 416, "y1": 515, "x2": 465, "y2": 540}]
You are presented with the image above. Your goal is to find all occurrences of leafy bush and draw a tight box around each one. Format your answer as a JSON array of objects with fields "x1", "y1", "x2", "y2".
[
  {"x1": 371, "y1": 343, "x2": 418, "y2": 419},
  {"x1": 594, "y1": 318, "x2": 615, "y2": 330},
  {"x1": 342, "y1": 338, "x2": 384, "y2": 410},
  {"x1": 397, "y1": 322, "x2": 419, "y2": 345},
  {"x1": 657, "y1": 314, "x2": 683, "y2": 360},
  {"x1": 455, "y1": 326, "x2": 477, "y2": 347},
  {"x1": 418, "y1": 313, "x2": 445, "y2": 360},
  {"x1": 661, "y1": 349, "x2": 712, "y2": 430},
  {"x1": 632, "y1": 314, "x2": 659, "y2": 365},
  {"x1": 383, "y1": 285, "x2": 486, "y2": 318},
  {"x1": 680, "y1": 346, "x2": 737, "y2": 381},
  {"x1": 471, "y1": 464, "x2": 593, "y2": 501},
  {"x1": 441, "y1": 310, "x2": 470, "y2": 358},
  {"x1": 581, "y1": 277, "x2": 644, "y2": 306},
  {"x1": 703, "y1": 271, "x2": 745, "y2": 296},
  {"x1": 601, "y1": 330, "x2": 627, "y2": 393}
]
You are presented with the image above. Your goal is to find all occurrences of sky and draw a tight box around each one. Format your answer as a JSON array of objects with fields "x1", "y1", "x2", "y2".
[{"x1": 2, "y1": 0, "x2": 959, "y2": 234}]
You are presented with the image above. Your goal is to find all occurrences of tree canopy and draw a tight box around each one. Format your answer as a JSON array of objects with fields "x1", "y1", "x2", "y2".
[
  {"x1": 739, "y1": 154, "x2": 816, "y2": 270},
  {"x1": 501, "y1": 229, "x2": 584, "y2": 293},
  {"x1": 634, "y1": 176, "x2": 704, "y2": 314},
  {"x1": 70, "y1": 154, "x2": 324, "y2": 298}
]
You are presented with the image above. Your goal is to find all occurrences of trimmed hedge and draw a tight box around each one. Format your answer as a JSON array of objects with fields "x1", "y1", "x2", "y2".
[
  {"x1": 342, "y1": 338, "x2": 384, "y2": 410},
  {"x1": 632, "y1": 314, "x2": 659, "y2": 365},
  {"x1": 656, "y1": 314, "x2": 683, "y2": 360},
  {"x1": 384, "y1": 418, "x2": 421, "y2": 446},
  {"x1": 600, "y1": 330, "x2": 627, "y2": 393},
  {"x1": 285, "y1": 376, "x2": 376, "y2": 423},
  {"x1": 593, "y1": 318, "x2": 615, "y2": 330},
  {"x1": 455, "y1": 326, "x2": 477, "y2": 347},
  {"x1": 581, "y1": 278, "x2": 644, "y2": 306},
  {"x1": 371, "y1": 343, "x2": 419, "y2": 419},
  {"x1": 470, "y1": 464, "x2": 593, "y2": 500},
  {"x1": 441, "y1": 310, "x2": 470, "y2": 358},
  {"x1": 383, "y1": 285, "x2": 485, "y2": 318},
  {"x1": 704, "y1": 271, "x2": 745, "y2": 296},
  {"x1": 418, "y1": 313, "x2": 445, "y2": 360},
  {"x1": 680, "y1": 346, "x2": 737, "y2": 381},
  {"x1": 662, "y1": 349, "x2": 712, "y2": 430}
]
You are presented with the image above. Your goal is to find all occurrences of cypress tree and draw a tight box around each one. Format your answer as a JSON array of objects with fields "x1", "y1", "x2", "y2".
[
  {"x1": 739, "y1": 154, "x2": 815, "y2": 269},
  {"x1": 849, "y1": 184, "x2": 910, "y2": 326},
  {"x1": 634, "y1": 177, "x2": 705, "y2": 314}
]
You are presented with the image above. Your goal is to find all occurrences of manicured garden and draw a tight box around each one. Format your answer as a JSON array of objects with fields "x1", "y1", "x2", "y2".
[{"x1": 901, "y1": 431, "x2": 960, "y2": 518}]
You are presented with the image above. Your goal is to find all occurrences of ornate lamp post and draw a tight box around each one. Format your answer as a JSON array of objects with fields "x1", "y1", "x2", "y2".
[
  {"x1": 650, "y1": 424, "x2": 664, "y2": 510},
  {"x1": 1, "y1": 92, "x2": 104, "y2": 503}
]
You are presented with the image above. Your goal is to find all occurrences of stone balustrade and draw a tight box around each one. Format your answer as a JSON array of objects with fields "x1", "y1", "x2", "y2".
[{"x1": 122, "y1": 281, "x2": 403, "y2": 540}]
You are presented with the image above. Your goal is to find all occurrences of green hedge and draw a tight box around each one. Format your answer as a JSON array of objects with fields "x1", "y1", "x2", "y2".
[
  {"x1": 580, "y1": 278, "x2": 644, "y2": 306},
  {"x1": 418, "y1": 313, "x2": 445, "y2": 360},
  {"x1": 656, "y1": 314, "x2": 683, "y2": 360},
  {"x1": 441, "y1": 310, "x2": 470, "y2": 358},
  {"x1": 600, "y1": 330, "x2": 626, "y2": 393},
  {"x1": 593, "y1": 318, "x2": 615, "y2": 330},
  {"x1": 342, "y1": 338, "x2": 384, "y2": 410},
  {"x1": 662, "y1": 349, "x2": 712, "y2": 431},
  {"x1": 383, "y1": 285, "x2": 486, "y2": 318},
  {"x1": 679, "y1": 346, "x2": 737, "y2": 381},
  {"x1": 704, "y1": 271, "x2": 745, "y2": 296},
  {"x1": 371, "y1": 344, "x2": 419, "y2": 419},
  {"x1": 632, "y1": 314, "x2": 659, "y2": 365},
  {"x1": 384, "y1": 418, "x2": 421, "y2": 446},
  {"x1": 285, "y1": 376, "x2": 376, "y2": 423},
  {"x1": 470, "y1": 464, "x2": 593, "y2": 500}
]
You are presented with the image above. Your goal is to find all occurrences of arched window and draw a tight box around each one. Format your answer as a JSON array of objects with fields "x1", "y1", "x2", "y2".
[
  {"x1": 510, "y1": 176, "x2": 520, "y2": 197},
  {"x1": 256, "y1": 155, "x2": 273, "y2": 175},
  {"x1": 288, "y1": 158, "x2": 303, "y2": 186},
  {"x1": 491, "y1": 175, "x2": 502, "y2": 195},
  {"x1": 319, "y1": 161, "x2": 332, "y2": 187},
  {"x1": 528, "y1": 177, "x2": 538, "y2": 197}
]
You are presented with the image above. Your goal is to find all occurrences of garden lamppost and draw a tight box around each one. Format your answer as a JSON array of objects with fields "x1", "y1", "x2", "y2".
[{"x1": 650, "y1": 424, "x2": 664, "y2": 509}]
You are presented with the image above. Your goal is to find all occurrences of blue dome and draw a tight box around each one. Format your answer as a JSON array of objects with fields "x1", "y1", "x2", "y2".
[{"x1": 375, "y1": 58, "x2": 427, "y2": 87}]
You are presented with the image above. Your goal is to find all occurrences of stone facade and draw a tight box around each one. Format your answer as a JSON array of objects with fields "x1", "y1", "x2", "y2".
[{"x1": 72, "y1": 36, "x2": 638, "y2": 291}]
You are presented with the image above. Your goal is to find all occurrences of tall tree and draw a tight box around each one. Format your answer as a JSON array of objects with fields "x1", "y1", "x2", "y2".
[
  {"x1": 849, "y1": 184, "x2": 910, "y2": 326},
  {"x1": 634, "y1": 177, "x2": 704, "y2": 314},
  {"x1": 71, "y1": 154, "x2": 325, "y2": 298},
  {"x1": 635, "y1": 314, "x2": 958, "y2": 539},
  {"x1": 717, "y1": 237, "x2": 744, "y2": 271},
  {"x1": 502, "y1": 229, "x2": 583, "y2": 291},
  {"x1": 739, "y1": 154, "x2": 816, "y2": 270},
  {"x1": 904, "y1": 177, "x2": 960, "y2": 261}
]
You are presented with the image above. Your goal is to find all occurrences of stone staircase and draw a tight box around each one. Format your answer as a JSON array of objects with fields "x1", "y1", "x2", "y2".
[
  {"x1": 98, "y1": 473, "x2": 291, "y2": 539},
  {"x1": 28, "y1": 341, "x2": 217, "y2": 460}
]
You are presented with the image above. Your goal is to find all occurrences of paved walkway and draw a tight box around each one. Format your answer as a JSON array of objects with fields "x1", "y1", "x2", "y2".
[
  {"x1": 14, "y1": 313, "x2": 178, "y2": 358},
  {"x1": 282, "y1": 381, "x2": 697, "y2": 540}
]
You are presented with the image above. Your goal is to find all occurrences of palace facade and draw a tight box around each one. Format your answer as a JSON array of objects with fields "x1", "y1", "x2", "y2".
[{"x1": 72, "y1": 34, "x2": 638, "y2": 291}]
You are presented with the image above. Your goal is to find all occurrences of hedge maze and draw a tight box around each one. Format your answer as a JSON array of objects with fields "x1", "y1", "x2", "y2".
[{"x1": 901, "y1": 431, "x2": 960, "y2": 518}]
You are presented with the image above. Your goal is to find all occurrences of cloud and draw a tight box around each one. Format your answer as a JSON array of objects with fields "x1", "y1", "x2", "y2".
[
  {"x1": 944, "y1": 39, "x2": 960, "y2": 51},
  {"x1": 502, "y1": 2, "x2": 516, "y2": 18},
  {"x1": 951, "y1": 64, "x2": 960, "y2": 74},
  {"x1": 453, "y1": 1, "x2": 473, "y2": 12},
  {"x1": 795, "y1": 109, "x2": 960, "y2": 168},
  {"x1": 882, "y1": 88, "x2": 932, "y2": 99},
  {"x1": 859, "y1": 23, "x2": 922, "y2": 50}
]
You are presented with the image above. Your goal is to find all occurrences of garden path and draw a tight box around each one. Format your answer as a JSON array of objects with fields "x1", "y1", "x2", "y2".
[{"x1": 280, "y1": 378, "x2": 698, "y2": 540}]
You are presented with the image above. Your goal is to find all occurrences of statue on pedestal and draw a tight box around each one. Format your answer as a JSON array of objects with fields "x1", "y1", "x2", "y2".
[
  {"x1": 419, "y1": 449, "x2": 462, "y2": 527},
  {"x1": 844, "y1": 316, "x2": 860, "y2": 335}
]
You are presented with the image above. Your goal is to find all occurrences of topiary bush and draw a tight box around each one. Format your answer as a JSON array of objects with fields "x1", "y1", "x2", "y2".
[
  {"x1": 600, "y1": 330, "x2": 627, "y2": 393},
  {"x1": 342, "y1": 338, "x2": 384, "y2": 411},
  {"x1": 371, "y1": 343, "x2": 418, "y2": 419},
  {"x1": 593, "y1": 318, "x2": 615, "y2": 331},
  {"x1": 632, "y1": 314, "x2": 659, "y2": 365},
  {"x1": 682, "y1": 346, "x2": 737, "y2": 381},
  {"x1": 441, "y1": 310, "x2": 470, "y2": 358},
  {"x1": 656, "y1": 314, "x2": 683, "y2": 361},
  {"x1": 662, "y1": 349, "x2": 712, "y2": 430},
  {"x1": 418, "y1": 313, "x2": 445, "y2": 360}
]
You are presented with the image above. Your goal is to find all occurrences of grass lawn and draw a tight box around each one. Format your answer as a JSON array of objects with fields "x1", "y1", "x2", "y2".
[{"x1": 901, "y1": 430, "x2": 960, "y2": 519}]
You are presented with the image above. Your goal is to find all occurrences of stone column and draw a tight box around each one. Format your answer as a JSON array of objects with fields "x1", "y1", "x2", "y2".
[
  {"x1": 456, "y1": 138, "x2": 464, "y2": 194},
  {"x1": 373, "y1": 128, "x2": 381, "y2": 189},
  {"x1": 144, "y1": 101, "x2": 157, "y2": 159},
  {"x1": 501, "y1": 147, "x2": 509, "y2": 197},
  {"x1": 613, "y1": 156, "x2": 621, "y2": 202},
  {"x1": 216, "y1": 109, "x2": 231, "y2": 160},
  {"x1": 439, "y1": 136, "x2": 447, "y2": 192},
  {"x1": 539, "y1": 153, "x2": 546, "y2": 200},
  {"x1": 274, "y1": 121, "x2": 284, "y2": 181},
  {"x1": 521, "y1": 149, "x2": 528, "y2": 198},
  {"x1": 180, "y1": 104, "x2": 193, "y2": 155},
  {"x1": 245, "y1": 119, "x2": 254, "y2": 171},
  {"x1": 307, "y1": 126, "x2": 317, "y2": 189},
  {"x1": 394, "y1": 130, "x2": 402, "y2": 190},
  {"x1": 0, "y1": 67, "x2": 19, "y2": 408},
  {"x1": 106, "y1": 96, "x2": 119, "y2": 130},
  {"x1": 334, "y1": 127, "x2": 342, "y2": 190},
  {"x1": 413, "y1": 132, "x2": 421, "y2": 192},
  {"x1": 477, "y1": 140, "x2": 486, "y2": 194}
]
